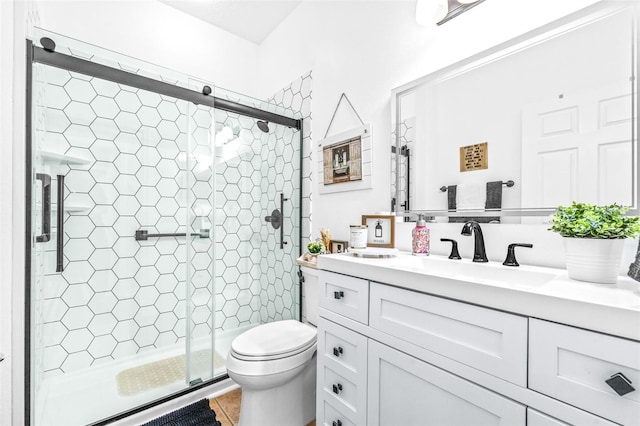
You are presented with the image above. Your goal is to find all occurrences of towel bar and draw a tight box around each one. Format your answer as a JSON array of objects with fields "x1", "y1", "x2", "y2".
[{"x1": 440, "y1": 180, "x2": 515, "y2": 192}]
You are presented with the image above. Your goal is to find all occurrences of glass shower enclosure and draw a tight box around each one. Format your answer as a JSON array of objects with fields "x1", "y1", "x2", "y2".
[{"x1": 27, "y1": 33, "x2": 302, "y2": 425}]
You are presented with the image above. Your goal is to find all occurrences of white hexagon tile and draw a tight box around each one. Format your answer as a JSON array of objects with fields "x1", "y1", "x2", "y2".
[{"x1": 36, "y1": 65, "x2": 311, "y2": 377}]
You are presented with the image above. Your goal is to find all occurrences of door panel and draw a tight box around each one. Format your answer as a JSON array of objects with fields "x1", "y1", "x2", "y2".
[{"x1": 522, "y1": 82, "x2": 635, "y2": 208}]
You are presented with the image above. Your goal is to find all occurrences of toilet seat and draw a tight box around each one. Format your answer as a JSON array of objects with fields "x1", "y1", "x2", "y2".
[{"x1": 230, "y1": 320, "x2": 317, "y2": 362}]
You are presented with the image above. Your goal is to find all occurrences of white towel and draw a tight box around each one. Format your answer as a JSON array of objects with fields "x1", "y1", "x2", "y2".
[{"x1": 456, "y1": 182, "x2": 485, "y2": 210}]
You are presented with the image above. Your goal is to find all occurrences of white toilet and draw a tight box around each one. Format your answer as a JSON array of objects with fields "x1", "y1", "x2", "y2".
[{"x1": 226, "y1": 266, "x2": 319, "y2": 426}]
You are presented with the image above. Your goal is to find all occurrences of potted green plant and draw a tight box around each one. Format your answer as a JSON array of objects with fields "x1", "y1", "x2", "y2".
[
  {"x1": 550, "y1": 202, "x2": 640, "y2": 284},
  {"x1": 307, "y1": 240, "x2": 324, "y2": 257}
]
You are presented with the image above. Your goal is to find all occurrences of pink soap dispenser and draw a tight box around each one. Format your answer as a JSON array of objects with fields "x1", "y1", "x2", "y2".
[{"x1": 412, "y1": 214, "x2": 430, "y2": 256}]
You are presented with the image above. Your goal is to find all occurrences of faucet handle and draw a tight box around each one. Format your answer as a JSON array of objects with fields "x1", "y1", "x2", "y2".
[
  {"x1": 440, "y1": 238, "x2": 462, "y2": 260},
  {"x1": 503, "y1": 243, "x2": 533, "y2": 267}
]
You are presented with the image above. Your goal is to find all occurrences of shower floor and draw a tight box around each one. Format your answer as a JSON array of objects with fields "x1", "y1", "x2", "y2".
[{"x1": 36, "y1": 327, "x2": 248, "y2": 426}]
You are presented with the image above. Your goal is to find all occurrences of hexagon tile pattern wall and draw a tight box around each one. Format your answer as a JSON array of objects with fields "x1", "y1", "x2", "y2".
[
  {"x1": 34, "y1": 64, "x2": 312, "y2": 378},
  {"x1": 267, "y1": 71, "x2": 313, "y2": 323}
]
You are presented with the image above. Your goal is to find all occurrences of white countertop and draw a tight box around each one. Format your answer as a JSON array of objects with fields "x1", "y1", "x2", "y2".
[{"x1": 318, "y1": 252, "x2": 640, "y2": 341}]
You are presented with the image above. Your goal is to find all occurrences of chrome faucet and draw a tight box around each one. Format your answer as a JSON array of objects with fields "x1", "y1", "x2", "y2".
[{"x1": 461, "y1": 220, "x2": 488, "y2": 262}]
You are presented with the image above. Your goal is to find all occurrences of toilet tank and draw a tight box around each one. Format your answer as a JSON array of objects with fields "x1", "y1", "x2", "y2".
[{"x1": 300, "y1": 266, "x2": 319, "y2": 326}]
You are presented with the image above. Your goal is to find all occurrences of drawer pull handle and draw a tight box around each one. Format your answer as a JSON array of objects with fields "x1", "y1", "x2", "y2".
[
  {"x1": 332, "y1": 383, "x2": 343, "y2": 394},
  {"x1": 606, "y1": 372, "x2": 636, "y2": 396},
  {"x1": 333, "y1": 346, "x2": 343, "y2": 357},
  {"x1": 334, "y1": 291, "x2": 344, "y2": 300},
  {"x1": 332, "y1": 421, "x2": 342, "y2": 426}
]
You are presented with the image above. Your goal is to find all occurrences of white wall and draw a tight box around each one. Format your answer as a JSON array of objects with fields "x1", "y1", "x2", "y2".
[
  {"x1": 37, "y1": 0, "x2": 260, "y2": 94},
  {"x1": 255, "y1": 0, "x2": 633, "y2": 268}
]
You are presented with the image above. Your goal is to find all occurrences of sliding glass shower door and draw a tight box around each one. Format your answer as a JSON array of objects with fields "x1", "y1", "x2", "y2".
[
  {"x1": 29, "y1": 36, "x2": 215, "y2": 425},
  {"x1": 28, "y1": 33, "x2": 302, "y2": 426}
]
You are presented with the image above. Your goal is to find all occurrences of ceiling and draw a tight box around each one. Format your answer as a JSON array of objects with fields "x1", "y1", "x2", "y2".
[{"x1": 159, "y1": 0, "x2": 304, "y2": 44}]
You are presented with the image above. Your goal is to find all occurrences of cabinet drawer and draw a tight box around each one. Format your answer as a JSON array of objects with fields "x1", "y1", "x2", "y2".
[
  {"x1": 317, "y1": 318, "x2": 367, "y2": 426},
  {"x1": 317, "y1": 398, "x2": 356, "y2": 426},
  {"x1": 529, "y1": 319, "x2": 640, "y2": 425},
  {"x1": 318, "y1": 317, "x2": 367, "y2": 376},
  {"x1": 367, "y1": 339, "x2": 526, "y2": 425},
  {"x1": 320, "y1": 364, "x2": 359, "y2": 414},
  {"x1": 319, "y1": 271, "x2": 369, "y2": 324},
  {"x1": 527, "y1": 409, "x2": 569, "y2": 426},
  {"x1": 369, "y1": 282, "x2": 528, "y2": 385}
]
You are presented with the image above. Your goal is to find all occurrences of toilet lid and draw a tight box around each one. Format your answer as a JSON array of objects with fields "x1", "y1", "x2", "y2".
[{"x1": 231, "y1": 320, "x2": 317, "y2": 359}]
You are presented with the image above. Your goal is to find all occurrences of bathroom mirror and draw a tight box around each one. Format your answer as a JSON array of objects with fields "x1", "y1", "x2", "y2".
[{"x1": 392, "y1": 3, "x2": 638, "y2": 219}]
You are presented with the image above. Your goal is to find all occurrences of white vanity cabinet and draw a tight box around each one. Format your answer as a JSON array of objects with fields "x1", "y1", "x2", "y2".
[{"x1": 316, "y1": 268, "x2": 635, "y2": 426}]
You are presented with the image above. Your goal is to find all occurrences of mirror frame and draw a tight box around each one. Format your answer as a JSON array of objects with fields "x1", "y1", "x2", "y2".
[{"x1": 392, "y1": 2, "x2": 639, "y2": 218}]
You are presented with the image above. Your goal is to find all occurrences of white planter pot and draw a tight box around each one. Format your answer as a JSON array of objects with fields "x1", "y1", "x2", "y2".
[{"x1": 563, "y1": 237, "x2": 625, "y2": 284}]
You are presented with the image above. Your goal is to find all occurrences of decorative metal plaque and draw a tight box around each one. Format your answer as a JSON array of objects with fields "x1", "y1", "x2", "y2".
[{"x1": 460, "y1": 142, "x2": 488, "y2": 172}]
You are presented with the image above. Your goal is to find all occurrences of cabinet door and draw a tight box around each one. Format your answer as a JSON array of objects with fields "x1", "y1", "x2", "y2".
[{"x1": 367, "y1": 340, "x2": 526, "y2": 426}]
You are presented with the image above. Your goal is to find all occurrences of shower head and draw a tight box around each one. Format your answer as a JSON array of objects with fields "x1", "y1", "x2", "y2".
[{"x1": 257, "y1": 120, "x2": 270, "y2": 133}]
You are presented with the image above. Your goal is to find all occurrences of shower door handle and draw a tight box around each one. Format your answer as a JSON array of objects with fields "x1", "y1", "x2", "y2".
[
  {"x1": 280, "y1": 193, "x2": 288, "y2": 249},
  {"x1": 56, "y1": 175, "x2": 64, "y2": 272},
  {"x1": 35, "y1": 173, "x2": 51, "y2": 243},
  {"x1": 266, "y1": 193, "x2": 288, "y2": 249}
]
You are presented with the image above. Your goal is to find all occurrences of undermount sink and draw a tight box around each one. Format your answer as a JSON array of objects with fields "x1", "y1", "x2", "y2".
[{"x1": 385, "y1": 254, "x2": 558, "y2": 287}]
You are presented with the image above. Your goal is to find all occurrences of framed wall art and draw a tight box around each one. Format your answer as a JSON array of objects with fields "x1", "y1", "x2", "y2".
[
  {"x1": 318, "y1": 124, "x2": 372, "y2": 194},
  {"x1": 329, "y1": 240, "x2": 348, "y2": 254},
  {"x1": 361, "y1": 215, "x2": 395, "y2": 248}
]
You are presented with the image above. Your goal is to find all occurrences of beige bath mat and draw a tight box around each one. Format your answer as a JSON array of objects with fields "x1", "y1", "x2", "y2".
[{"x1": 116, "y1": 350, "x2": 225, "y2": 396}]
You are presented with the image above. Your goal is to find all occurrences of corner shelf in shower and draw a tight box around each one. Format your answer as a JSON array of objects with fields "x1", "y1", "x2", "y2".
[
  {"x1": 40, "y1": 150, "x2": 92, "y2": 165},
  {"x1": 36, "y1": 201, "x2": 92, "y2": 213},
  {"x1": 52, "y1": 203, "x2": 92, "y2": 213}
]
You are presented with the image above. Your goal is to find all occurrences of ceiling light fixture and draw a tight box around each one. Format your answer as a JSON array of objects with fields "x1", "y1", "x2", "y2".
[
  {"x1": 415, "y1": 0, "x2": 449, "y2": 27},
  {"x1": 416, "y1": 0, "x2": 486, "y2": 26}
]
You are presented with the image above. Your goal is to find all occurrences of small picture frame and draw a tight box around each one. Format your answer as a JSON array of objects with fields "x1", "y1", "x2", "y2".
[
  {"x1": 330, "y1": 240, "x2": 348, "y2": 254},
  {"x1": 361, "y1": 215, "x2": 395, "y2": 248}
]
